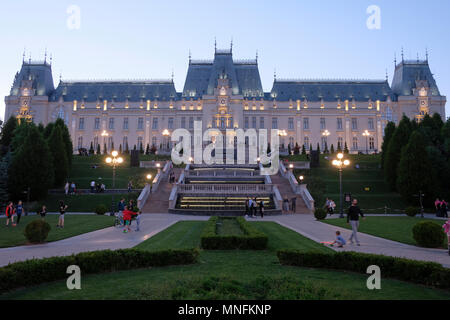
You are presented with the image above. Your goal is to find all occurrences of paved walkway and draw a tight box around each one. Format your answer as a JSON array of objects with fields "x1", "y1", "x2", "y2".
[
  {"x1": 0, "y1": 214, "x2": 209, "y2": 267},
  {"x1": 261, "y1": 214, "x2": 450, "y2": 268}
]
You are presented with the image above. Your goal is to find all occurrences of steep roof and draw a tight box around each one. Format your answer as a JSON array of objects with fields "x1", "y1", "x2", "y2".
[
  {"x1": 50, "y1": 80, "x2": 177, "y2": 102},
  {"x1": 270, "y1": 79, "x2": 393, "y2": 102},
  {"x1": 10, "y1": 61, "x2": 55, "y2": 96},
  {"x1": 183, "y1": 49, "x2": 264, "y2": 98},
  {"x1": 391, "y1": 60, "x2": 441, "y2": 96}
]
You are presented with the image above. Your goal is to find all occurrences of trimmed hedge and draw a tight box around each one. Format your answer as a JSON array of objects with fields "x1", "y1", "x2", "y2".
[
  {"x1": 24, "y1": 220, "x2": 51, "y2": 243},
  {"x1": 413, "y1": 221, "x2": 446, "y2": 248},
  {"x1": 405, "y1": 207, "x2": 420, "y2": 217},
  {"x1": 201, "y1": 217, "x2": 268, "y2": 250},
  {"x1": 314, "y1": 208, "x2": 327, "y2": 220},
  {"x1": 277, "y1": 249, "x2": 450, "y2": 289},
  {"x1": 0, "y1": 248, "x2": 199, "y2": 293}
]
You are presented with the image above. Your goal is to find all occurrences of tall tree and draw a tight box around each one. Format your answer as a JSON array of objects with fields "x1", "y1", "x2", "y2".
[
  {"x1": 54, "y1": 118, "x2": 73, "y2": 166},
  {"x1": 0, "y1": 116, "x2": 18, "y2": 155},
  {"x1": 384, "y1": 116, "x2": 412, "y2": 190},
  {"x1": 0, "y1": 152, "x2": 11, "y2": 205},
  {"x1": 8, "y1": 125, "x2": 54, "y2": 200},
  {"x1": 48, "y1": 126, "x2": 69, "y2": 187},
  {"x1": 381, "y1": 121, "x2": 396, "y2": 168},
  {"x1": 397, "y1": 131, "x2": 436, "y2": 206}
]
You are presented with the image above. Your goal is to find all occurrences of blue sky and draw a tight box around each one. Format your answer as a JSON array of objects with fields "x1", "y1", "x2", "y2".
[{"x1": 1, "y1": 0, "x2": 449, "y2": 120}]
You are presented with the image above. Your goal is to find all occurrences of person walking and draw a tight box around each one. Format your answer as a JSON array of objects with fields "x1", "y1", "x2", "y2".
[
  {"x1": 38, "y1": 205, "x2": 47, "y2": 220},
  {"x1": 15, "y1": 200, "x2": 23, "y2": 225},
  {"x1": 5, "y1": 202, "x2": 15, "y2": 227},
  {"x1": 128, "y1": 199, "x2": 135, "y2": 212},
  {"x1": 245, "y1": 197, "x2": 249, "y2": 217},
  {"x1": 90, "y1": 180, "x2": 96, "y2": 193},
  {"x1": 291, "y1": 197, "x2": 297, "y2": 213},
  {"x1": 127, "y1": 181, "x2": 133, "y2": 193},
  {"x1": 57, "y1": 200, "x2": 68, "y2": 228},
  {"x1": 135, "y1": 210, "x2": 142, "y2": 232},
  {"x1": 64, "y1": 182, "x2": 70, "y2": 195},
  {"x1": 122, "y1": 206, "x2": 133, "y2": 233},
  {"x1": 443, "y1": 219, "x2": 450, "y2": 256},
  {"x1": 259, "y1": 199, "x2": 265, "y2": 218},
  {"x1": 283, "y1": 197, "x2": 289, "y2": 213},
  {"x1": 253, "y1": 197, "x2": 258, "y2": 217},
  {"x1": 70, "y1": 182, "x2": 76, "y2": 195},
  {"x1": 440, "y1": 199, "x2": 448, "y2": 218},
  {"x1": 347, "y1": 198, "x2": 364, "y2": 246},
  {"x1": 248, "y1": 198, "x2": 253, "y2": 218}
]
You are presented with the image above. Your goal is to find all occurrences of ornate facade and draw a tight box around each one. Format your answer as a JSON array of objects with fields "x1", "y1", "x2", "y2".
[{"x1": 4, "y1": 47, "x2": 447, "y2": 154}]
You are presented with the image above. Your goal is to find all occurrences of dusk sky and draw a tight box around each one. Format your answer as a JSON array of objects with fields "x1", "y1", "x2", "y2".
[{"x1": 1, "y1": 0, "x2": 449, "y2": 120}]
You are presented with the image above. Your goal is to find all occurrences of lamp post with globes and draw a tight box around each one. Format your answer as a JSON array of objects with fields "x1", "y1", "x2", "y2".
[
  {"x1": 146, "y1": 174, "x2": 153, "y2": 193},
  {"x1": 105, "y1": 150, "x2": 123, "y2": 216},
  {"x1": 332, "y1": 153, "x2": 350, "y2": 218},
  {"x1": 362, "y1": 130, "x2": 370, "y2": 154}
]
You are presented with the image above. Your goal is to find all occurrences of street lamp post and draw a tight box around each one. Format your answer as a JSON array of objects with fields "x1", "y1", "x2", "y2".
[
  {"x1": 162, "y1": 129, "x2": 170, "y2": 151},
  {"x1": 106, "y1": 151, "x2": 124, "y2": 216},
  {"x1": 147, "y1": 174, "x2": 153, "y2": 193},
  {"x1": 332, "y1": 153, "x2": 350, "y2": 218},
  {"x1": 362, "y1": 130, "x2": 370, "y2": 154}
]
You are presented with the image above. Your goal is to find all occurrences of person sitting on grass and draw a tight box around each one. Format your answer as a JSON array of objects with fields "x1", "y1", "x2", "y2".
[
  {"x1": 330, "y1": 231, "x2": 346, "y2": 248},
  {"x1": 122, "y1": 206, "x2": 133, "y2": 233}
]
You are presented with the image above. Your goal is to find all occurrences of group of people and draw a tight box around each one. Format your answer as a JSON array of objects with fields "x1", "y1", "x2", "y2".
[
  {"x1": 328, "y1": 198, "x2": 365, "y2": 247},
  {"x1": 324, "y1": 198, "x2": 337, "y2": 215},
  {"x1": 64, "y1": 182, "x2": 77, "y2": 195},
  {"x1": 282, "y1": 197, "x2": 297, "y2": 213},
  {"x1": 90, "y1": 180, "x2": 106, "y2": 193},
  {"x1": 435, "y1": 198, "x2": 449, "y2": 218},
  {"x1": 169, "y1": 171, "x2": 177, "y2": 184},
  {"x1": 4, "y1": 201, "x2": 24, "y2": 227},
  {"x1": 117, "y1": 198, "x2": 140, "y2": 233},
  {"x1": 245, "y1": 197, "x2": 265, "y2": 218}
]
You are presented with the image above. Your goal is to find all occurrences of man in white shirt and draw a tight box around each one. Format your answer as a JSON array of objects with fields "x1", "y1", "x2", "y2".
[{"x1": 90, "y1": 180, "x2": 96, "y2": 193}]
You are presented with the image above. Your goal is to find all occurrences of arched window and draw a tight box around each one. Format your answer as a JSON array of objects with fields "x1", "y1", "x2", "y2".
[{"x1": 369, "y1": 137, "x2": 375, "y2": 150}]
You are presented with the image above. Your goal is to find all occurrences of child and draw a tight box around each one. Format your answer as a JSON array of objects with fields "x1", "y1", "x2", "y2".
[
  {"x1": 122, "y1": 206, "x2": 133, "y2": 233},
  {"x1": 443, "y1": 219, "x2": 450, "y2": 256},
  {"x1": 135, "y1": 210, "x2": 142, "y2": 232},
  {"x1": 39, "y1": 205, "x2": 47, "y2": 220},
  {"x1": 5, "y1": 202, "x2": 15, "y2": 227},
  {"x1": 331, "y1": 231, "x2": 346, "y2": 248}
]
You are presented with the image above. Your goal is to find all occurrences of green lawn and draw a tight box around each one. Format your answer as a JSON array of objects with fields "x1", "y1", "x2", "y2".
[
  {"x1": 67, "y1": 155, "x2": 157, "y2": 190},
  {"x1": 322, "y1": 216, "x2": 448, "y2": 248},
  {"x1": 216, "y1": 218, "x2": 244, "y2": 236},
  {"x1": 41, "y1": 193, "x2": 139, "y2": 212},
  {"x1": 0, "y1": 215, "x2": 114, "y2": 248},
  {"x1": 4, "y1": 221, "x2": 450, "y2": 300},
  {"x1": 292, "y1": 154, "x2": 407, "y2": 211}
]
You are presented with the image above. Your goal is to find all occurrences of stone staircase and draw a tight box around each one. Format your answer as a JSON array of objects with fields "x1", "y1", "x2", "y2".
[
  {"x1": 270, "y1": 174, "x2": 310, "y2": 214},
  {"x1": 141, "y1": 168, "x2": 183, "y2": 214}
]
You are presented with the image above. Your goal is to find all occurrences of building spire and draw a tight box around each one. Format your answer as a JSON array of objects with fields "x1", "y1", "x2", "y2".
[
  {"x1": 385, "y1": 69, "x2": 388, "y2": 82},
  {"x1": 22, "y1": 48, "x2": 26, "y2": 63},
  {"x1": 44, "y1": 48, "x2": 47, "y2": 64},
  {"x1": 214, "y1": 37, "x2": 217, "y2": 53},
  {"x1": 426, "y1": 47, "x2": 429, "y2": 62},
  {"x1": 394, "y1": 52, "x2": 397, "y2": 66},
  {"x1": 401, "y1": 47, "x2": 404, "y2": 62},
  {"x1": 189, "y1": 49, "x2": 191, "y2": 64},
  {"x1": 230, "y1": 37, "x2": 233, "y2": 53},
  {"x1": 50, "y1": 53, "x2": 53, "y2": 66},
  {"x1": 171, "y1": 68, "x2": 174, "y2": 82},
  {"x1": 256, "y1": 50, "x2": 258, "y2": 63},
  {"x1": 274, "y1": 68, "x2": 277, "y2": 82}
]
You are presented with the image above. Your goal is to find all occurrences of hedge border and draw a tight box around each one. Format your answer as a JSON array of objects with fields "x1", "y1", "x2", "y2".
[
  {"x1": 277, "y1": 249, "x2": 450, "y2": 289},
  {"x1": 201, "y1": 216, "x2": 268, "y2": 250},
  {"x1": 0, "y1": 248, "x2": 199, "y2": 294}
]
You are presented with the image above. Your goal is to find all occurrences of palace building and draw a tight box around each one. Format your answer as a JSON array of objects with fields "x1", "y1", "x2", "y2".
[{"x1": 4, "y1": 47, "x2": 447, "y2": 154}]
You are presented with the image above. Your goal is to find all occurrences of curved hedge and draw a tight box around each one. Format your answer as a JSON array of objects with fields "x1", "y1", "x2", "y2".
[
  {"x1": 277, "y1": 249, "x2": 450, "y2": 289},
  {"x1": 0, "y1": 248, "x2": 199, "y2": 293},
  {"x1": 201, "y1": 217, "x2": 268, "y2": 250}
]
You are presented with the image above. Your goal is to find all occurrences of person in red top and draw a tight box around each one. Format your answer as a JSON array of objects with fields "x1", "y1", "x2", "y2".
[
  {"x1": 122, "y1": 206, "x2": 133, "y2": 233},
  {"x1": 5, "y1": 202, "x2": 15, "y2": 227}
]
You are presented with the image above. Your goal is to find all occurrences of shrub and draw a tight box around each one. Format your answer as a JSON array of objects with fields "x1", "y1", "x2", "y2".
[
  {"x1": 94, "y1": 204, "x2": 108, "y2": 215},
  {"x1": 24, "y1": 220, "x2": 51, "y2": 243},
  {"x1": 314, "y1": 208, "x2": 327, "y2": 220},
  {"x1": 405, "y1": 207, "x2": 420, "y2": 217},
  {"x1": 0, "y1": 248, "x2": 199, "y2": 293},
  {"x1": 201, "y1": 217, "x2": 268, "y2": 250},
  {"x1": 277, "y1": 250, "x2": 450, "y2": 289},
  {"x1": 412, "y1": 221, "x2": 446, "y2": 248}
]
